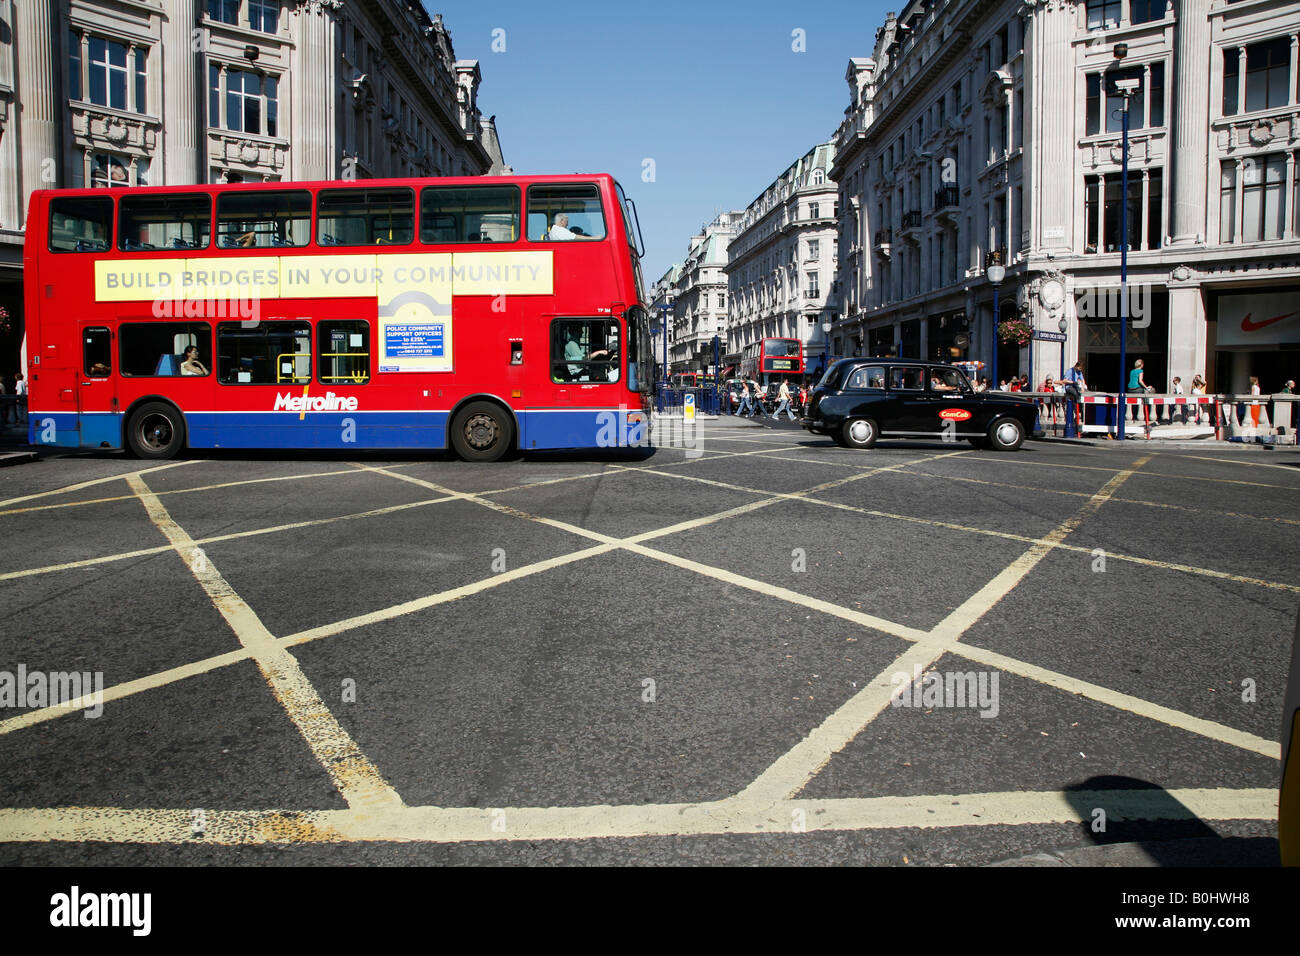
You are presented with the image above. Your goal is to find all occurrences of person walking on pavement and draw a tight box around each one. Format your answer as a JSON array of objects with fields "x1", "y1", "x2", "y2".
[
  {"x1": 1170, "y1": 376, "x2": 1187, "y2": 424},
  {"x1": 772, "y1": 379, "x2": 796, "y2": 421},
  {"x1": 737, "y1": 381, "x2": 753, "y2": 417},
  {"x1": 1127, "y1": 359, "x2": 1148, "y2": 427}
]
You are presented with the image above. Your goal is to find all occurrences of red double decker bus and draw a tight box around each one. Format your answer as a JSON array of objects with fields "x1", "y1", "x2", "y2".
[
  {"x1": 23, "y1": 173, "x2": 652, "y2": 461},
  {"x1": 739, "y1": 337, "x2": 804, "y2": 385}
]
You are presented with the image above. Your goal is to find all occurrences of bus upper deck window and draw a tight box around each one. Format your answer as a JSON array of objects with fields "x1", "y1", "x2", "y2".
[
  {"x1": 49, "y1": 197, "x2": 114, "y2": 253},
  {"x1": 527, "y1": 184, "x2": 606, "y2": 242},
  {"x1": 317, "y1": 187, "x2": 414, "y2": 247},
  {"x1": 119, "y1": 194, "x2": 212, "y2": 251},
  {"x1": 216, "y1": 189, "x2": 311, "y2": 248},
  {"x1": 419, "y1": 185, "x2": 520, "y2": 244}
]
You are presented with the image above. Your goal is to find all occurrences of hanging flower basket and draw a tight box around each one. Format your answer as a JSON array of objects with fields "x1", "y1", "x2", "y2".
[
  {"x1": 997, "y1": 318, "x2": 1032, "y2": 346},
  {"x1": 0, "y1": 306, "x2": 11, "y2": 337}
]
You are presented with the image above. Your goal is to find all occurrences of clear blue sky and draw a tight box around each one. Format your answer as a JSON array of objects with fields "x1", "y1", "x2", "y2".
[{"x1": 427, "y1": 0, "x2": 894, "y2": 284}]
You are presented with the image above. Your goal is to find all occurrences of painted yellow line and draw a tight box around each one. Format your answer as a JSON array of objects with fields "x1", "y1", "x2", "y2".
[
  {"x1": 1175, "y1": 453, "x2": 1300, "y2": 474},
  {"x1": 279, "y1": 542, "x2": 616, "y2": 647},
  {"x1": 0, "y1": 465, "x2": 384, "y2": 516},
  {"x1": 975, "y1": 453, "x2": 1297, "y2": 489},
  {"x1": 127, "y1": 474, "x2": 403, "y2": 811},
  {"x1": 905, "y1": 470, "x2": 1300, "y2": 526},
  {"x1": 0, "y1": 460, "x2": 196, "y2": 508},
  {"x1": 0, "y1": 494, "x2": 460, "y2": 582},
  {"x1": 741, "y1": 464, "x2": 1144, "y2": 802},
  {"x1": 926, "y1": 638, "x2": 1281, "y2": 759},
  {"x1": 0, "y1": 788, "x2": 1275, "y2": 845}
]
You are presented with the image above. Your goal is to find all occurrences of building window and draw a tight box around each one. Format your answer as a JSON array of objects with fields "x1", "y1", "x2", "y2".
[
  {"x1": 227, "y1": 69, "x2": 261, "y2": 133},
  {"x1": 90, "y1": 153, "x2": 131, "y2": 188},
  {"x1": 1129, "y1": 0, "x2": 1163, "y2": 24},
  {"x1": 807, "y1": 273, "x2": 819, "y2": 298},
  {"x1": 135, "y1": 48, "x2": 147, "y2": 113},
  {"x1": 69, "y1": 31, "x2": 82, "y2": 100},
  {"x1": 88, "y1": 36, "x2": 129, "y2": 110},
  {"x1": 1246, "y1": 38, "x2": 1291, "y2": 112},
  {"x1": 808, "y1": 239, "x2": 819, "y2": 260},
  {"x1": 809, "y1": 202, "x2": 820, "y2": 219},
  {"x1": 1242, "y1": 154, "x2": 1287, "y2": 242},
  {"x1": 208, "y1": 0, "x2": 239, "y2": 25},
  {"x1": 1220, "y1": 163, "x2": 1237, "y2": 244},
  {"x1": 1086, "y1": 0, "x2": 1121, "y2": 31},
  {"x1": 1224, "y1": 38, "x2": 1294, "y2": 115},
  {"x1": 250, "y1": 0, "x2": 279, "y2": 33},
  {"x1": 1084, "y1": 169, "x2": 1163, "y2": 253},
  {"x1": 1086, "y1": 66, "x2": 1164, "y2": 134},
  {"x1": 211, "y1": 66, "x2": 279, "y2": 136},
  {"x1": 1146, "y1": 169, "x2": 1162, "y2": 249}
]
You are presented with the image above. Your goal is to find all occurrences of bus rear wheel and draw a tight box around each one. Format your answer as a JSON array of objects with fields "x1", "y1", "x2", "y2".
[
  {"x1": 451, "y1": 401, "x2": 514, "y2": 462},
  {"x1": 127, "y1": 402, "x2": 186, "y2": 460}
]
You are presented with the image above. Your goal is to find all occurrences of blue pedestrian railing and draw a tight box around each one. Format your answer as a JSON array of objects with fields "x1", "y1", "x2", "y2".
[{"x1": 656, "y1": 386, "x2": 721, "y2": 415}]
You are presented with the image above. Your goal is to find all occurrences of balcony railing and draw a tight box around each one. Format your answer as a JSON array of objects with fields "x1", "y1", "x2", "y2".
[
  {"x1": 874, "y1": 229, "x2": 893, "y2": 246},
  {"x1": 934, "y1": 185, "x2": 959, "y2": 210},
  {"x1": 901, "y1": 210, "x2": 923, "y2": 229}
]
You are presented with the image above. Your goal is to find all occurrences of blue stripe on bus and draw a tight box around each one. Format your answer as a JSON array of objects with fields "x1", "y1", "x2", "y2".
[{"x1": 29, "y1": 408, "x2": 646, "y2": 452}]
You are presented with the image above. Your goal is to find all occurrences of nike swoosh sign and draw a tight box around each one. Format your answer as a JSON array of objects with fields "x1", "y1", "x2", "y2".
[{"x1": 1241, "y1": 310, "x2": 1300, "y2": 333}]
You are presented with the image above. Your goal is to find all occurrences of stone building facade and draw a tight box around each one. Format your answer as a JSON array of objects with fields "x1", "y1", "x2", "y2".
[
  {"x1": 724, "y1": 141, "x2": 839, "y2": 378},
  {"x1": 0, "y1": 0, "x2": 507, "y2": 374},
  {"x1": 665, "y1": 212, "x2": 741, "y2": 375},
  {"x1": 832, "y1": 0, "x2": 1299, "y2": 394}
]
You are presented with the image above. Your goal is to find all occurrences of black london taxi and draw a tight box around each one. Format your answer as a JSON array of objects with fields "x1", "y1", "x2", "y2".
[{"x1": 801, "y1": 359, "x2": 1042, "y2": 451}]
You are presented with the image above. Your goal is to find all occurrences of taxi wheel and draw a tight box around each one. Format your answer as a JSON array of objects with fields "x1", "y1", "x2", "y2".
[
  {"x1": 126, "y1": 402, "x2": 186, "y2": 460},
  {"x1": 843, "y1": 417, "x2": 878, "y2": 449},
  {"x1": 987, "y1": 417, "x2": 1025, "y2": 452},
  {"x1": 451, "y1": 401, "x2": 515, "y2": 462}
]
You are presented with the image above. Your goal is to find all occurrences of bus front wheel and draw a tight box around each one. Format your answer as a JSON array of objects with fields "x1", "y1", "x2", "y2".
[
  {"x1": 451, "y1": 401, "x2": 514, "y2": 462},
  {"x1": 127, "y1": 402, "x2": 186, "y2": 460}
]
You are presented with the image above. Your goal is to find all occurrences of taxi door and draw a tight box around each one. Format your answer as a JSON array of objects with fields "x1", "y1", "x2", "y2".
[{"x1": 885, "y1": 365, "x2": 932, "y2": 433}]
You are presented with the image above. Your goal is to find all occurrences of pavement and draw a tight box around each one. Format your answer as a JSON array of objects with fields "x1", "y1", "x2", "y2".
[{"x1": 0, "y1": 413, "x2": 1293, "y2": 865}]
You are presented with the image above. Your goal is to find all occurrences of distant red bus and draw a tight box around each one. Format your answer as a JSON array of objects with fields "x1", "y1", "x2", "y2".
[
  {"x1": 739, "y1": 337, "x2": 804, "y2": 385},
  {"x1": 24, "y1": 173, "x2": 652, "y2": 461}
]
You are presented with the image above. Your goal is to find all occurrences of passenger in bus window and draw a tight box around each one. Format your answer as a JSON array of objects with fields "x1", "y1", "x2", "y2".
[
  {"x1": 180, "y1": 346, "x2": 209, "y2": 376},
  {"x1": 548, "y1": 214, "x2": 595, "y2": 241}
]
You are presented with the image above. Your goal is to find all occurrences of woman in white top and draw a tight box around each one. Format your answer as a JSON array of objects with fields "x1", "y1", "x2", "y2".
[{"x1": 1190, "y1": 374, "x2": 1206, "y2": 424}]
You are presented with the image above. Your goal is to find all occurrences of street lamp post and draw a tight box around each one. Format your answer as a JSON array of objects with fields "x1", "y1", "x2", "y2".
[
  {"x1": 987, "y1": 262, "x2": 1006, "y2": 389},
  {"x1": 821, "y1": 321, "x2": 833, "y2": 376},
  {"x1": 1112, "y1": 68, "x2": 1139, "y2": 441}
]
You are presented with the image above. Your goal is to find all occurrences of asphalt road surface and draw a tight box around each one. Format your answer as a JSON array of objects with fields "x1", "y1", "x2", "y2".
[{"x1": 0, "y1": 418, "x2": 1296, "y2": 865}]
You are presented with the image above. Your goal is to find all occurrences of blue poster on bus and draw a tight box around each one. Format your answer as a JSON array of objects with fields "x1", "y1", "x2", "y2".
[{"x1": 385, "y1": 323, "x2": 445, "y2": 359}]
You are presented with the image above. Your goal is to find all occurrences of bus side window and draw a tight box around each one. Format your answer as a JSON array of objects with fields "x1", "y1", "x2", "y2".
[
  {"x1": 551, "y1": 319, "x2": 619, "y2": 383},
  {"x1": 50, "y1": 197, "x2": 114, "y2": 253},
  {"x1": 527, "y1": 184, "x2": 607, "y2": 242},
  {"x1": 119, "y1": 323, "x2": 211, "y2": 376},
  {"x1": 217, "y1": 321, "x2": 311, "y2": 384},
  {"x1": 83, "y1": 328, "x2": 112, "y2": 377},
  {"x1": 419, "y1": 185, "x2": 520, "y2": 244},
  {"x1": 216, "y1": 190, "x2": 311, "y2": 248},
  {"x1": 318, "y1": 321, "x2": 370, "y2": 385},
  {"x1": 317, "y1": 187, "x2": 414, "y2": 247}
]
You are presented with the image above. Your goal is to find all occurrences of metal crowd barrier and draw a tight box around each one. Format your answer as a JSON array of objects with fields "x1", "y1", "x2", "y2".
[
  {"x1": 656, "y1": 386, "x2": 722, "y2": 416},
  {"x1": 1018, "y1": 390, "x2": 1298, "y2": 442}
]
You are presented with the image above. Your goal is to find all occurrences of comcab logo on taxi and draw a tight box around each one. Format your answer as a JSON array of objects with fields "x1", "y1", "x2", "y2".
[{"x1": 938, "y1": 408, "x2": 972, "y2": 421}]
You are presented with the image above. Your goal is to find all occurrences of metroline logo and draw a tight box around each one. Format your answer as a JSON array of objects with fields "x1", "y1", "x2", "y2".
[{"x1": 273, "y1": 391, "x2": 359, "y2": 412}]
